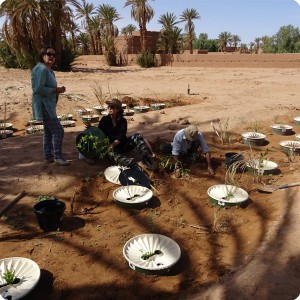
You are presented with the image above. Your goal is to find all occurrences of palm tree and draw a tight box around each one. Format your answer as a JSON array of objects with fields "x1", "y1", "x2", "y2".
[
  {"x1": 89, "y1": 16, "x2": 104, "y2": 54},
  {"x1": 0, "y1": 0, "x2": 79, "y2": 68},
  {"x1": 121, "y1": 24, "x2": 137, "y2": 54},
  {"x1": 124, "y1": 0, "x2": 154, "y2": 52},
  {"x1": 97, "y1": 4, "x2": 121, "y2": 66},
  {"x1": 218, "y1": 31, "x2": 232, "y2": 52},
  {"x1": 231, "y1": 34, "x2": 241, "y2": 49},
  {"x1": 180, "y1": 8, "x2": 200, "y2": 54},
  {"x1": 97, "y1": 4, "x2": 120, "y2": 37},
  {"x1": 254, "y1": 37, "x2": 261, "y2": 53},
  {"x1": 158, "y1": 12, "x2": 181, "y2": 54},
  {"x1": 77, "y1": 32, "x2": 89, "y2": 54},
  {"x1": 75, "y1": 0, "x2": 97, "y2": 54},
  {"x1": 65, "y1": 18, "x2": 81, "y2": 54}
]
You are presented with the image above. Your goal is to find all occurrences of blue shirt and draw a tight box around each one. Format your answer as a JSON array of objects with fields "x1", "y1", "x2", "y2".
[
  {"x1": 172, "y1": 129, "x2": 209, "y2": 155},
  {"x1": 31, "y1": 62, "x2": 58, "y2": 120}
]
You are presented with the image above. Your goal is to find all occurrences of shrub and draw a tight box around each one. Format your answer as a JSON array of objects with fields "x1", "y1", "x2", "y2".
[{"x1": 136, "y1": 51, "x2": 156, "y2": 68}]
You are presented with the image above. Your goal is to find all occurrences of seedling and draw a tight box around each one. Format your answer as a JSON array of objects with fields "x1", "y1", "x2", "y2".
[
  {"x1": 140, "y1": 250, "x2": 163, "y2": 260},
  {"x1": 36, "y1": 195, "x2": 55, "y2": 202},
  {"x1": 251, "y1": 120, "x2": 262, "y2": 132},
  {"x1": 222, "y1": 193, "x2": 234, "y2": 200},
  {"x1": 2, "y1": 266, "x2": 17, "y2": 284},
  {"x1": 211, "y1": 118, "x2": 232, "y2": 145}
]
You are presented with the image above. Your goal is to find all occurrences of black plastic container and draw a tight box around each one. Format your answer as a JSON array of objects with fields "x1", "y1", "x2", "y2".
[
  {"x1": 225, "y1": 152, "x2": 244, "y2": 172},
  {"x1": 33, "y1": 199, "x2": 66, "y2": 231}
]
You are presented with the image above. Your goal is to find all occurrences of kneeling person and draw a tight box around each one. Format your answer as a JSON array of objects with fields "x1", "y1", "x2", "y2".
[{"x1": 161, "y1": 125, "x2": 214, "y2": 176}]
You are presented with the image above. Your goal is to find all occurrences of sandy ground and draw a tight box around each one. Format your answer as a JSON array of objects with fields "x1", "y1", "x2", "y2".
[{"x1": 0, "y1": 56, "x2": 300, "y2": 299}]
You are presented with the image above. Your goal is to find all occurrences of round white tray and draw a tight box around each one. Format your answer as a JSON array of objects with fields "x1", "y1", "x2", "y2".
[
  {"x1": 60, "y1": 120, "x2": 75, "y2": 127},
  {"x1": 75, "y1": 108, "x2": 92, "y2": 115},
  {"x1": 280, "y1": 140, "x2": 300, "y2": 151},
  {"x1": 93, "y1": 105, "x2": 106, "y2": 113},
  {"x1": 123, "y1": 110, "x2": 135, "y2": 116},
  {"x1": 104, "y1": 166, "x2": 129, "y2": 185},
  {"x1": 113, "y1": 185, "x2": 153, "y2": 208},
  {"x1": 241, "y1": 132, "x2": 266, "y2": 140},
  {"x1": 133, "y1": 106, "x2": 150, "y2": 113},
  {"x1": 271, "y1": 124, "x2": 293, "y2": 130},
  {"x1": 57, "y1": 114, "x2": 73, "y2": 120},
  {"x1": 0, "y1": 123, "x2": 13, "y2": 130},
  {"x1": 28, "y1": 120, "x2": 43, "y2": 125},
  {"x1": 81, "y1": 115, "x2": 100, "y2": 123},
  {"x1": 150, "y1": 103, "x2": 166, "y2": 110},
  {"x1": 0, "y1": 130, "x2": 13, "y2": 137},
  {"x1": 26, "y1": 125, "x2": 44, "y2": 134},
  {"x1": 123, "y1": 234, "x2": 181, "y2": 274},
  {"x1": 246, "y1": 159, "x2": 278, "y2": 174},
  {"x1": 293, "y1": 116, "x2": 300, "y2": 125},
  {"x1": 0, "y1": 257, "x2": 40, "y2": 300},
  {"x1": 207, "y1": 184, "x2": 249, "y2": 207}
]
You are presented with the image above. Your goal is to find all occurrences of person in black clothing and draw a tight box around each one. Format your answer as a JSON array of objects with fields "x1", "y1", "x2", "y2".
[{"x1": 98, "y1": 98, "x2": 154, "y2": 170}]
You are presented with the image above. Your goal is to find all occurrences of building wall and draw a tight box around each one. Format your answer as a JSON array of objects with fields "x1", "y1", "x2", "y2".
[
  {"x1": 115, "y1": 31, "x2": 160, "y2": 54},
  {"x1": 74, "y1": 53, "x2": 300, "y2": 69}
]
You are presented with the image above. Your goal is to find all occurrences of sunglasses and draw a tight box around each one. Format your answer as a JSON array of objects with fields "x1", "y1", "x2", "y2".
[
  {"x1": 108, "y1": 105, "x2": 118, "y2": 109},
  {"x1": 45, "y1": 52, "x2": 56, "y2": 57}
]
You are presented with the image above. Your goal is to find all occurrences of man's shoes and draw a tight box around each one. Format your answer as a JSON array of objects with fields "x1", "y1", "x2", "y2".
[
  {"x1": 45, "y1": 158, "x2": 54, "y2": 164},
  {"x1": 142, "y1": 156, "x2": 155, "y2": 170},
  {"x1": 54, "y1": 158, "x2": 70, "y2": 166}
]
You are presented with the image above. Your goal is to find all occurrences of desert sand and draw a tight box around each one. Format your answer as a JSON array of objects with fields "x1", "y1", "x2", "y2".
[{"x1": 0, "y1": 55, "x2": 300, "y2": 300}]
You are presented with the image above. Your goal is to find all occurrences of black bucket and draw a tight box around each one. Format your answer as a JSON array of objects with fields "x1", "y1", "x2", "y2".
[
  {"x1": 225, "y1": 152, "x2": 244, "y2": 172},
  {"x1": 33, "y1": 199, "x2": 66, "y2": 232}
]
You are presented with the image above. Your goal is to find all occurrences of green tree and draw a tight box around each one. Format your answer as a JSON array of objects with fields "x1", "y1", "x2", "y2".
[
  {"x1": 275, "y1": 25, "x2": 300, "y2": 53},
  {"x1": 0, "y1": 0, "x2": 79, "y2": 69},
  {"x1": 254, "y1": 37, "x2": 261, "y2": 53},
  {"x1": 77, "y1": 32, "x2": 89, "y2": 54},
  {"x1": 194, "y1": 33, "x2": 218, "y2": 52},
  {"x1": 124, "y1": 0, "x2": 154, "y2": 52},
  {"x1": 97, "y1": 4, "x2": 120, "y2": 66},
  {"x1": 158, "y1": 12, "x2": 181, "y2": 53},
  {"x1": 231, "y1": 34, "x2": 241, "y2": 48},
  {"x1": 179, "y1": 8, "x2": 200, "y2": 54},
  {"x1": 75, "y1": 0, "x2": 97, "y2": 54},
  {"x1": 218, "y1": 31, "x2": 232, "y2": 52},
  {"x1": 121, "y1": 24, "x2": 137, "y2": 54}
]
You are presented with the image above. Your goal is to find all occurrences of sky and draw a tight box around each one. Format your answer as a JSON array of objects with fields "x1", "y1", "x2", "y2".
[
  {"x1": 97, "y1": 0, "x2": 300, "y2": 44},
  {"x1": 1, "y1": 0, "x2": 300, "y2": 45}
]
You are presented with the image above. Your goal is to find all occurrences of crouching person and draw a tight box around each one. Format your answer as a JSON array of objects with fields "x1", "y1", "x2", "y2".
[{"x1": 160, "y1": 125, "x2": 214, "y2": 177}]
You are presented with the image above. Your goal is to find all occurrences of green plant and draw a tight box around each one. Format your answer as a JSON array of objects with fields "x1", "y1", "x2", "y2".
[
  {"x1": 159, "y1": 155, "x2": 191, "y2": 178},
  {"x1": 36, "y1": 195, "x2": 55, "y2": 202},
  {"x1": 60, "y1": 114, "x2": 70, "y2": 121},
  {"x1": 77, "y1": 133, "x2": 110, "y2": 159},
  {"x1": 251, "y1": 120, "x2": 262, "y2": 132},
  {"x1": 159, "y1": 155, "x2": 181, "y2": 171},
  {"x1": 258, "y1": 149, "x2": 269, "y2": 168},
  {"x1": 211, "y1": 118, "x2": 231, "y2": 145},
  {"x1": 3, "y1": 266, "x2": 16, "y2": 284},
  {"x1": 140, "y1": 250, "x2": 163, "y2": 260},
  {"x1": 136, "y1": 51, "x2": 157, "y2": 68},
  {"x1": 84, "y1": 176, "x2": 94, "y2": 183},
  {"x1": 180, "y1": 168, "x2": 190, "y2": 178}
]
